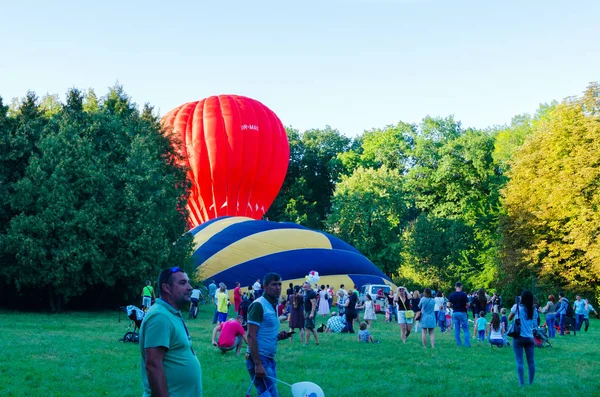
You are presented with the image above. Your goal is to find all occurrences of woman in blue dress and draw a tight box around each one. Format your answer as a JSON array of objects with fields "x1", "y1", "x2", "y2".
[{"x1": 418, "y1": 288, "x2": 437, "y2": 348}]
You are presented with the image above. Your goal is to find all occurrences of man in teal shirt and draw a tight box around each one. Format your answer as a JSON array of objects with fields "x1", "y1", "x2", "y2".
[
  {"x1": 140, "y1": 267, "x2": 202, "y2": 397},
  {"x1": 246, "y1": 272, "x2": 285, "y2": 397}
]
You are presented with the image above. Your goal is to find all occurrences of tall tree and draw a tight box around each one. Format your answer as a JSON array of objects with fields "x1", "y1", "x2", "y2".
[
  {"x1": 500, "y1": 82, "x2": 600, "y2": 303},
  {"x1": 266, "y1": 126, "x2": 351, "y2": 229},
  {"x1": 326, "y1": 166, "x2": 406, "y2": 276},
  {"x1": 400, "y1": 118, "x2": 503, "y2": 290},
  {"x1": 0, "y1": 86, "x2": 190, "y2": 310}
]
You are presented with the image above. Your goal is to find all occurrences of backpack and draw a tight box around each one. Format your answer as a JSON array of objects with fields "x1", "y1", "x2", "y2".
[{"x1": 565, "y1": 302, "x2": 574, "y2": 317}]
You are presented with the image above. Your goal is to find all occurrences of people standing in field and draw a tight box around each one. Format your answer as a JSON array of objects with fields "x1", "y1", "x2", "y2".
[
  {"x1": 448, "y1": 282, "x2": 471, "y2": 347},
  {"x1": 472, "y1": 289, "x2": 488, "y2": 320},
  {"x1": 216, "y1": 284, "x2": 229, "y2": 324},
  {"x1": 387, "y1": 290, "x2": 397, "y2": 322},
  {"x1": 288, "y1": 285, "x2": 305, "y2": 343},
  {"x1": 246, "y1": 273, "x2": 285, "y2": 397},
  {"x1": 555, "y1": 292, "x2": 569, "y2": 335},
  {"x1": 208, "y1": 280, "x2": 217, "y2": 305},
  {"x1": 344, "y1": 287, "x2": 359, "y2": 333},
  {"x1": 541, "y1": 295, "x2": 557, "y2": 338},
  {"x1": 434, "y1": 291, "x2": 446, "y2": 333},
  {"x1": 302, "y1": 282, "x2": 319, "y2": 345},
  {"x1": 395, "y1": 287, "x2": 413, "y2": 343},
  {"x1": 418, "y1": 288, "x2": 436, "y2": 348},
  {"x1": 360, "y1": 294, "x2": 377, "y2": 327},
  {"x1": 139, "y1": 267, "x2": 202, "y2": 396},
  {"x1": 573, "y1": 295, "x2": 588, "y2": 332},
  {"x1": 317, "y1": 285, "x2": 330, "y2": 318},
  {"x1": 233, "y1": 282, "x2": 242, "y2": 314},
  {"x1": 509, "y1": 290, "x2": 538, "y2": 387},
  {"x1": 337, "y1": 289, "x2": 347, "y2": 317},
  {"x1": 476, "y1": 311, "x2": 487, "y2": 342},
  {"x1": 141, "y1": 280, "x2": 155, "y2": 309},
  {"x1": 411, "y1": 290, "x2": 421, "y2": 332},
  {"x1": 583, "y1": 299, "x2": 597, "y2": 332}
]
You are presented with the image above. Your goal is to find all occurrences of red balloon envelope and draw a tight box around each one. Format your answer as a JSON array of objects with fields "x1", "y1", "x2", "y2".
[{"x1": 162, "y1": 95, "x2": 289, "y2": 227}]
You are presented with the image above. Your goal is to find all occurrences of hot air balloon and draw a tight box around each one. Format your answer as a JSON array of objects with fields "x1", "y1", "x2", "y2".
[
  {"x1": 162, "y1": 95, "x2": 289, "y2": 227},
  {"x1": 188, "y1": 216, "x2": 394, "y2": 295}
]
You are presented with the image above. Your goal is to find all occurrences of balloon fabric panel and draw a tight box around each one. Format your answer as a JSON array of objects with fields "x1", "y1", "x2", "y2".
[
  {"x1": 205, "y1": 249, "x2": 388, "y2": 289},
  {"x1": 162, "y1": 95, "x2": 289, "y2": 226},
  {"x1": 200, "y1": 229, "x2": 333, "y2": 277},
  {"x1": 191, "y1": 218, "x2": 313, "y2": 264}
]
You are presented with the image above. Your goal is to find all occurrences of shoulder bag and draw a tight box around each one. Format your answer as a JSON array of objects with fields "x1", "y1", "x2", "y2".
[
  {"x1": 507, "y1": 296, "x2": 521, "y2": 338},
  {"x1": 401, "y1": 298, "x2": 415, "y2": 319}
]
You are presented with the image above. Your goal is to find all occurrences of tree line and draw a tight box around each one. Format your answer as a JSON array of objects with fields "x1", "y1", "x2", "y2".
[
  {"x1": 1, "y1": 82, "x2": 598, "y2": 310},
  {"x1": 266, "y1": 82, "x2": 600, "y2": 306}
]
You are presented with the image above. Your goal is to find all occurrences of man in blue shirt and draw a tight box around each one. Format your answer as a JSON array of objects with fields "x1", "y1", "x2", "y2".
[
  {"x1": 556, "y1": 292, "x2": 569, "y2": 335},
  {"x1": 583, "y1": 300, "x2": 597, "y2": 332},
  {"x1": 208, "y1": 280, "x2": 217, "y2": 305},
  {"x1": 448, "y1": 282, "x2": 471, "y2": 347},
  {"x1": 573, "y1": 295, "x2": 587, "y2": 331},
  {"x1": 246, "y1": 273, "x2": 287, "y2": 397}
]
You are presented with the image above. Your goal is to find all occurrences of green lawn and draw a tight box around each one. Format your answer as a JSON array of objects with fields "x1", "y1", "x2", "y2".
[{"x1": 1, "y1": 305, "x2": 598, "y2": 397}]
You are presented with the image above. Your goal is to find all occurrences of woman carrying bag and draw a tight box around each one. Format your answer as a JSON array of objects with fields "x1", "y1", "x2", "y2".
[{"x1": 508, "y1": 290, "x2": 539, "y2": 386}]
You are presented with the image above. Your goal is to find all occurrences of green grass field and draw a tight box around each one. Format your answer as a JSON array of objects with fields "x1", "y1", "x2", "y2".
[{"x1": 1, "y1": 305, "x2": 598, "y2": 397}]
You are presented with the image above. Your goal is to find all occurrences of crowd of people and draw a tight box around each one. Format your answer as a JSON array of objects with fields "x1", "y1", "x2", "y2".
[{"x1": 137, "y1": 269, "x2": 598, "y2": 396}]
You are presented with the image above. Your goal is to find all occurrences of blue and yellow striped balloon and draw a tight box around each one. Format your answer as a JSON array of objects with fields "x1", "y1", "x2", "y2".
[{"x1": 189, "y1": 216, "x2": 394, "y2": 292}]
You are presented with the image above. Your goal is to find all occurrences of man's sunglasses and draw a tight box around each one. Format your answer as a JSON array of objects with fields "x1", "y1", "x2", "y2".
[{"x1": 170, "y1": 266, "x2": 183, "y2": 274}]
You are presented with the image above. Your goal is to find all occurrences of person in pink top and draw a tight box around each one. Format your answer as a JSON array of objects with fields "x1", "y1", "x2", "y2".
[
  {"x1": 212, "y1": 315, "x2": 248, "y2": 355},
  {"x1": 234, "y1": 282, "x2": 242, "y2": 313}
]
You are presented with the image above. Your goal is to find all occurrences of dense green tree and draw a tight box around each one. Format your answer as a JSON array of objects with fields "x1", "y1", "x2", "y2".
[
  {"x1": 500, "y1": 83, "x2": 600, "y2": 303},
  {"x1": 326, "y1": 166, "x2": 406, "y2": 276},
  {"x1": 338, "y1": 122, "x2": 415, "y2": 175},
  {"x1": 266, "y1": 126, "x2": 351, "y2": 229},
  {"x1": 0, "y1": 86, "x2": 190, "y2": 310},
  {"x1": 400, "y1": 119, "x2": 503, "y2": 290}
]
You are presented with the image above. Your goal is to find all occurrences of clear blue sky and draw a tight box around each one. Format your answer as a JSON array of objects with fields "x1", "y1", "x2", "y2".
[{"x1": 1, "y1": 0, "x2": 598, "y2": 137}]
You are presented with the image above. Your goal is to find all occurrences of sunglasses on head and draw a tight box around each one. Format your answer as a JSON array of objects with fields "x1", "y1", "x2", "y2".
[{"x1": 170, "y1": 266, "x2": 182, "y2": 274}]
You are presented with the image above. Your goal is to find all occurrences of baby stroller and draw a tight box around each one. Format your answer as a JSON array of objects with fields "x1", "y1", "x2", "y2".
[
  {"x1": 553, "y1": 315, "x2": 577, "y2": 335},
  {"x1": 121, "y1": 305, "x2": 145, "y2": 343},
  {"x1": 533, "y1": 326, "x2": 552, "y2": 348}
]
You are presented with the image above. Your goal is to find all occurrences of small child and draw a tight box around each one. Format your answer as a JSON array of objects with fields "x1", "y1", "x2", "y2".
[
  {"x1": 357, "y1": 322, "x2": 378, "y2": 343},
  {"x1": 445, "y1": 306, "x2": 453, "y2": 330},
  {"x1": 437, "y1": 307, "x2": 446, "y2": 332},
  {"x1": 500, "y1": 308, "x2": 510, "y2": 346},
  {"x1": 476, "y1": 311, "x2": 487, "y2": 342}
]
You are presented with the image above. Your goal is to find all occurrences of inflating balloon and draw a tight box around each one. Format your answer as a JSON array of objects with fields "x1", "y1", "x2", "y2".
[
  {"x1": 189, "y1": 216, "x2": 394, "y2": 295},
  {"x1": 162, "y1": 95, "x2": 289, "y2": 227}
]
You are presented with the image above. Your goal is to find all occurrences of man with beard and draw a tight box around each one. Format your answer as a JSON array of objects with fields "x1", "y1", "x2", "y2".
[{"x1": 140, "y1": 267, "x2": 202, "y2": 396}]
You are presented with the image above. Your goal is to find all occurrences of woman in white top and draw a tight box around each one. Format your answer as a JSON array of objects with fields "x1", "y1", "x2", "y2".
[{"x1": 488, "y1": 312, "x2": 504, "y2": 347}]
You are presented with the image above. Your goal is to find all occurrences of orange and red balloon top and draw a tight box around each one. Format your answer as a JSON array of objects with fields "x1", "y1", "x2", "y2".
[{"x1": 162, "y1": 95, "x2": 289, "y2": 227}]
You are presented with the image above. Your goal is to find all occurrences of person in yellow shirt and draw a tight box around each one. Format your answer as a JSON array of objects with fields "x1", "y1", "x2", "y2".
[
  {"x1": 216, "y1": 284, "x2": 229, "y2": 324},
  {"x1": 141, "y1": 280, "x2": 155, "y2": 309}
]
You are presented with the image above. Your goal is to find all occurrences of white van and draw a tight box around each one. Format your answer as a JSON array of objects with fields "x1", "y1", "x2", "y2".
[{"x1": 359, "y1": 284, "x2": 392, "y2": 313}]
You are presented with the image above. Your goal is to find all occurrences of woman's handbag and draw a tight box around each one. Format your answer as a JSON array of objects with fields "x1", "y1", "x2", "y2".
[
  {"x1": 415, "y1": 298, "x2": 432, "y2": 321},
  {"x1": 401, "y1": 299, "x2": 415, "y2": 319},
  {"x1": 507, "y1": 297, "x2": 521, "y2": 338}
]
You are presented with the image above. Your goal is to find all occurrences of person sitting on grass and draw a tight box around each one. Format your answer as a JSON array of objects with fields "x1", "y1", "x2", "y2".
[
  {"x1": 488, "y1": 312, "x2": 505, "y2": 347},
  {"x1": 357, "y1": 322, "x2": 378, "y2": 343},
  {"x1": 325, "y1": 312, "x2": 348, "y2": 333},
  {"x1": 212, "y1": 315, "x2": 249, "y2": 355},
  {"x1": 476, "y1": 311, "x2": 487, "y2": 342}
]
